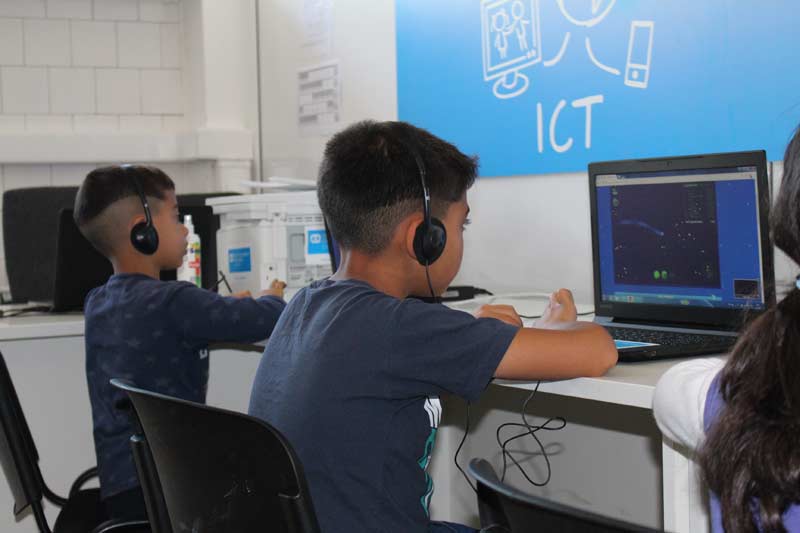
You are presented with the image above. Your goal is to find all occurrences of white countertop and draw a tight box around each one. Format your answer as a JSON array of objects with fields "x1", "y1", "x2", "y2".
[
  {"x1": 0, "y1": 313, "x2": 85, "y2": 341},
  {"x1": 494, "y1": 355, "x2": 727, "y2": 409},
  {"x1": 0, "y1": 294, "x2": 728, "y2": 409},
  {"x1": 448, "y1": 293, "x2": 727, "y2": 410}
]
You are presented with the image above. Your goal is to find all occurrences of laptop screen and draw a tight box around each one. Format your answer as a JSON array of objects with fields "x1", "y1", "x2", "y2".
[
  {"x1": 595, "y1": 167, "x2": 765, "y2": 309},
  {"x1": 594, "y1": 164, "x2": 767, "y2": 312}
]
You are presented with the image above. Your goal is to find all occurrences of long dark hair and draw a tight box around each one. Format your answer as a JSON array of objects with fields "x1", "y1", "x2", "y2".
[{"x1": 699, "y1": 130, "x2": 800, "y2": 533}]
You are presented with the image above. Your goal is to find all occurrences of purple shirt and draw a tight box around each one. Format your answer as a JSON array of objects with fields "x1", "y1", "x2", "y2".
[{"x1": 704, "y1": 375, "x2": 800, "y2": 531}]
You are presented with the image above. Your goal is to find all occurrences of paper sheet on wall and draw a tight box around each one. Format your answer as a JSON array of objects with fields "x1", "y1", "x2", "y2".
[{"x1": 297, "y1": 61, "x2": 341, "y2": 136}]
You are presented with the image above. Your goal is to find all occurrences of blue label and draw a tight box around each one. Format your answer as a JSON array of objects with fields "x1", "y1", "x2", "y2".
[
  {"x1": 614, "y1": 340, "x2": 659, "y2": 350},
  {"x1": 307, "y1": 229, "x2": 329, "y2": 256},
  {"x1": 228, "y1": 247, "x2": 252, "y2": 273}
]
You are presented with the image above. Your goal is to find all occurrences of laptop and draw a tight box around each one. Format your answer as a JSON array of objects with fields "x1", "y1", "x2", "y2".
[{"x1": 588, "y1": 151, "x2": 775, "y2": 362}]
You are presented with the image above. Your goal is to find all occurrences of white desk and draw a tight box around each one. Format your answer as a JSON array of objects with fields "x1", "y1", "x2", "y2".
[
  {"x1": 0, "y1": 314, "x2": 263, "y2": 533},
  {"x1": 495, "y1": 364, "x2": 713, "y2": 532},
  {"x1": 0, "y1": 314, "x2": 84, "y2": 341},
  {"x1": 428, "y1": 296, "x2": 714, "y2": 532},
  {"x1": 0, "y1": 302, "x2": 712, "y2": 533}
]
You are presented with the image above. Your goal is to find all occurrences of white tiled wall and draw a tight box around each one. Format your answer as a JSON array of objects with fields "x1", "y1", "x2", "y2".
[
  {"x1": 0, "y1": 0, "x2": 193, "y2": 297},
  {"x1": 0, "y1": 0, "x2": 185, "y2": 135},
  {"x1": 0, "y1": 160, "x2": 215, "y2": 294}
]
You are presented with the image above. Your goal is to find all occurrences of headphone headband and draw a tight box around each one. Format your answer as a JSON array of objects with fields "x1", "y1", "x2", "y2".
[
  {"x1": 410, "y1": 151, "x2": 432, "y2": 228},
  {"x1": 127, "y1": 169, "x2": 153, "y2": 227}
]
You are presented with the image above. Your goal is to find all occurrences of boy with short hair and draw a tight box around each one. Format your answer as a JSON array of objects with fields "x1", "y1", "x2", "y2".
[
  {"x1": 74, "y1": 165, "x2": 288, "y2": 521},
  {"x1": 248, "y1": 121, "x2": 617, "y2": 532}
]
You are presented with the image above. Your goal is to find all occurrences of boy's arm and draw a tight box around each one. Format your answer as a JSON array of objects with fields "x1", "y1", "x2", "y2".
[
  {"x1": 479, "y1": 289, "x2": 617, "y2": 380},
  {"x1": 168, "y1": 283, "x2": 286, "y2": 344}
]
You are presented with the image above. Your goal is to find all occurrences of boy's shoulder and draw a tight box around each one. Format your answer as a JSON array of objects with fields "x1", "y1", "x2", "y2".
[
  {"x1": 292, "y1": 278, "x2": 482, "y2": 330},
  {"x1": 85, "y1": 274, "x2": 195, "y2": 314}
]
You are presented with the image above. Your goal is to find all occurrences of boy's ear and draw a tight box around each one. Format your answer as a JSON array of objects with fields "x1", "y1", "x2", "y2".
[
  {"x1": 128, "y1": 214, "x2": 148, "y2": 232},
  {"x1": 402, "y1": 212, "x2": 425, "y2": 262}
]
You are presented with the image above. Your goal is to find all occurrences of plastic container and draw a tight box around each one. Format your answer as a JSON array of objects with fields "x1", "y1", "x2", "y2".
[{"x1": 178, "y1": 214, "x2": 202, "y2": 287}]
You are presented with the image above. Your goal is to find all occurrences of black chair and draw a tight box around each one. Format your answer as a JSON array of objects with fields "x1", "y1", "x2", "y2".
[
  {"x1": 0, "y1": 351, "x2": 148, "y2": 533},
  {"x1": 110, "y1": 379, "x2": 321, "y2": 533},
  {"x1": 468, "y1": 459, "x2": 662, "y2": 533}
]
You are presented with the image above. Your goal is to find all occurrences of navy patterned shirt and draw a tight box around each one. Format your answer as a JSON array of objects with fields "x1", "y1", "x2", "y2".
[
  {"x1": 85, "y1": 273, "x2": 286, "y2": 499},
  {"x1": 248, "y1": 279, "x2": 518, "y2": 533}
]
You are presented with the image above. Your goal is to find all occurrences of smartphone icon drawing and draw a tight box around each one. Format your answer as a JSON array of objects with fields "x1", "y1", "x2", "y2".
[{"x1": 625, "y1": 20, "x2": 654, "y2": 89}]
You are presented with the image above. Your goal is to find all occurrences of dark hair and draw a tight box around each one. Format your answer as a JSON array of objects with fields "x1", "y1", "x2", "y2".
[
  {"x1": 74, "y1": 165, "x2": 175, "y2": 254},
  {"x1": 699, "y1": 128, "x2": 800, "y2": 533},
  {"x1": 317, "y1": 120, "x2": 478, "y2": 254}
]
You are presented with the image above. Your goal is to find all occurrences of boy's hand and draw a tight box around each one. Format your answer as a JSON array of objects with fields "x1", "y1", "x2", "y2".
[
  {"x1": 231, "y1": 290, "x2": 252, "y2": 299},
  {"x1": 535, "y1": 289, "x2": 578, "y2": 328},
  {"x1": 259, "y1": 279, "x2": 287, "y2": 299},
  {"x1": 473, "y1": 304, "x2": 523, "y2": 327}
]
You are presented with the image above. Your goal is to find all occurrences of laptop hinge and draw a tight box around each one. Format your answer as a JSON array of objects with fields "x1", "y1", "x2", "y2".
[{"x1": 602, "y1": 316, "x2": 738, "y2": 332}]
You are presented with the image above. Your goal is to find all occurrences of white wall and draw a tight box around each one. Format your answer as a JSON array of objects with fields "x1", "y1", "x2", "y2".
[
  {"x1": 0, "y1": 0, "x2": 189, "y2": 292},
  {"x1": 255, "y1": 0, "x2": 612, "y2": 299},
  {"x1": 0, "y1": 0, "x2": 261, "y2": 295},
  {"x1": 0, "y1": 0, "x2": 185, "y2": 136},
  {"x1": 258, "y1": 0, "x2": 397, "y2": 181},
  {"x1": 258, "y1": 0, "x2": 796, "y2": 301}
]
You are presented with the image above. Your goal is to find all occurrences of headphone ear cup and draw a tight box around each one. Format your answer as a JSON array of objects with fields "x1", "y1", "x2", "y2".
[
  {"x1": 131, "y1": 222, "x2": 159, "y2": 255},
  {"x1": 413, "y1": 218, "x2": 447, "y2": 265}
]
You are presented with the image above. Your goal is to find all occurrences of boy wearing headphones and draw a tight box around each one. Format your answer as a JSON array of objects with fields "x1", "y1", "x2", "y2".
[
  {"x1": 247, "y1": 121, "x2": 617, "y2": 532},
  {"x1": 74, "y1": 165, "x2": 287, "y2": 521}
]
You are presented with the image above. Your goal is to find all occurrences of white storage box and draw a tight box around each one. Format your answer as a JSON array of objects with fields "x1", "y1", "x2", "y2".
[{"x1": 206, "y1": 191, "x2": 332, "y2": 300}]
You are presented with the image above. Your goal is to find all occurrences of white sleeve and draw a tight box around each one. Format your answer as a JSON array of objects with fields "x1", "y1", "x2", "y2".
[{"x1": 652, "y1": 357, "x2": 726, "y2": 450}]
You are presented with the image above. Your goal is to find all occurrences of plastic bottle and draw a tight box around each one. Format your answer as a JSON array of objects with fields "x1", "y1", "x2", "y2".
[{"x1": 177, "y1": 214, "x2": 202, "y2": 287}]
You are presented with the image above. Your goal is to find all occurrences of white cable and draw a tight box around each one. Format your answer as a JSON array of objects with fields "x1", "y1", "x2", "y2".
[{"x1": 447, "y1": 291, "x2": 552, "y2": 310}]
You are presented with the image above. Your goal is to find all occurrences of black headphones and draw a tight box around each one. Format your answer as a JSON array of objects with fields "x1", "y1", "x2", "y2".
[
  {"x1": 127, "y1": 168, "x2": 160, "y2": 255},
  {"x1": 410, "y1": 151, "x2": 447, "y2": 266}
]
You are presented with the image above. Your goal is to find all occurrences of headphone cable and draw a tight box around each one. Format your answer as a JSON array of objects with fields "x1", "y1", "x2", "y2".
[
  {"x1": 496, "y1": 382, "x2": 566, "y2": 486},
  {"x1": 454, "y1": 402, "x2": 477, "y2": 493},
  {"x1": 424, "y1": 263, "x2": 441, "y2": 304}
]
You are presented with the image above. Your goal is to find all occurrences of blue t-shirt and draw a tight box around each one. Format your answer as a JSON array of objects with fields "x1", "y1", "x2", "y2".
[
  {"x1": 85, "y1": 273, "x2": 286, "y2": 499},
  {"x1": 248, "y1": 279, "x2": 519, "y2": 533}
]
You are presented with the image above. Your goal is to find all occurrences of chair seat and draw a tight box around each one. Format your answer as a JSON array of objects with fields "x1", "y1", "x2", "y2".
[{"x1": 52, "y1": 488, "x2": 107, "y2": 533}]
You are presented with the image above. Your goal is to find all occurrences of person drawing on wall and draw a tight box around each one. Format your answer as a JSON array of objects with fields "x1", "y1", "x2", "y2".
[
  {"x1": 511, "y1": 0, "x2": 530, "y2": 51},
  {"x1": 492, "y1": 9, "x2": 510, "y2": 59}
]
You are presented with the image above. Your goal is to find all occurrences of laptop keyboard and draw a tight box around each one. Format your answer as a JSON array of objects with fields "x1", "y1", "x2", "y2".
[{"x1": 604, "y1": 326, "x2": 734, "y2": 347}]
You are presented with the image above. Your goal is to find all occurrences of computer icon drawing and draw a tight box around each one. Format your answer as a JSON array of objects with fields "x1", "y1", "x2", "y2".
[{"x1": 481, "y1": 0, "x2": 542, "y2": 99}]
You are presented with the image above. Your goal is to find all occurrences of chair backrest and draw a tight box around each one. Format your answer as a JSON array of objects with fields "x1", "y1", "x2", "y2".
[
  {"x1": 0, "y1": 351, "x2": 50, "y2": 530},
  {"x1": 468, "y1": 459, "x2": 662, "y2": 533},
  {"x1": 111, "y1": 380, "x2": 320, "y2": 533}
]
